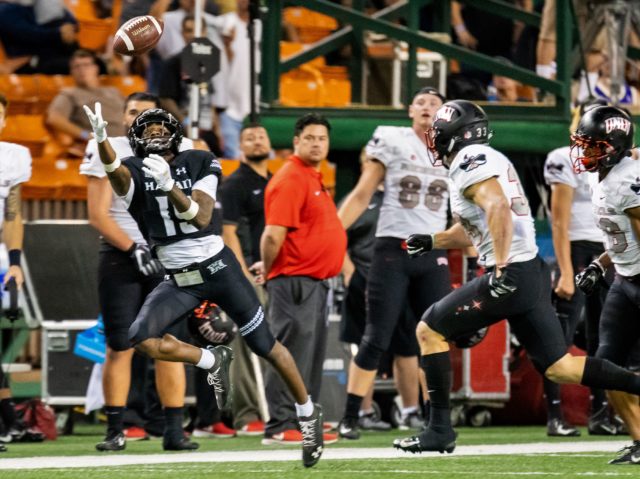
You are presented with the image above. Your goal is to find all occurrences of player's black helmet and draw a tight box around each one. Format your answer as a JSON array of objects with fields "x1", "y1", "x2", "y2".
[
  {"x1": 570, "y1": 105, "x2": 634, "y2": 173},
  {"x1": 128, "y1": 108, "x2": 183, "y2": 157},
  {"x1": 426, "y1": 100, "x2": 492, "y2": 168}
]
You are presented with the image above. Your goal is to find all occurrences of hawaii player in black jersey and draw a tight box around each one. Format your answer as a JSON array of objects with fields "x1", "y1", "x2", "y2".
[{"x1": 83, "y1": 103, "x2": 325, "y2": 468}]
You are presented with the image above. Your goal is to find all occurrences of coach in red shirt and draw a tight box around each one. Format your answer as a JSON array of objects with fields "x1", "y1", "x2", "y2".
[{"x1": 259, "y1": 113, "x2": 346, "y2": 444}]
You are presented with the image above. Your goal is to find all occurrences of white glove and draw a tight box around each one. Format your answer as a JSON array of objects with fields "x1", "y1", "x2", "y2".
[
  {"x1": 82, "y1": 102, "x2": 108, "y2": 143},
  {"x1": 142, "y1": 154, "x2": 175, "y2": 192}
]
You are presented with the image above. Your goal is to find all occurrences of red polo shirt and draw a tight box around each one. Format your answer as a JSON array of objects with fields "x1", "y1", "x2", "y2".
[{"x1": 265, "y1": 155, "x2": 347, "y2": 280}]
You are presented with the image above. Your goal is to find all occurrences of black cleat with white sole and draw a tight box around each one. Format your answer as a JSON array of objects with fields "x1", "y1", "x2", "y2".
[
  {"x1": 206, "y1": 345, "x2": 234, "y2": 409},
  {"x1": 393, "y1": 427, "x2": 457, "y2": 454},
  {"x1": 299, "y1": 403, "x2": 324, "y2": 468},
  {"x1": 547, "y1": 418, "x2": 580, "y2": 437},
  {"x1": 96, "y1": 432, "x2": 126, "y2": 451},
  {"x1": 338, "y1": 417, "x2": 360, "y2": 440},
  {"x1": 609, "y1": 440, "x2": 640, "y2": 465}
]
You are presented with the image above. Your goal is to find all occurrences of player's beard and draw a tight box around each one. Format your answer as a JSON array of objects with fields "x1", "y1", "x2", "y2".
[{"x1": 246, "y1": 153, "x2": 269, "y2": 163}]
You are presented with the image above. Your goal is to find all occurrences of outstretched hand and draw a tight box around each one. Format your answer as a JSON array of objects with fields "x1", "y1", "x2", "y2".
[{"x1": 82, "y1": 102, "x2": 108, "y2": 143}]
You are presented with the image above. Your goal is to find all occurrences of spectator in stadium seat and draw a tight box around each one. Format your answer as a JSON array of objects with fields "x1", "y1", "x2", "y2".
[
  {"x1": 158, "y1": 15, "x2": 226, "y2": 156},
  {"x1": 47, "y1": 50, "x2": 124, "y2": 145},
  {"x1": 0, "y1": 0, "x2": 78, "y2": 74},
  {"x1": 80, "y1": 92, "x2": 198, "y2": 451},
  {"x1": 257, "y1": 113, "x2": 345, "y2": 445},
  {"x1": 219, "y1": 123, "x2": 274, "y2": 436},
  {"x1": 217, "y1": 0, "x2": 261, "y2": 159},
  {"x1": 0, "y1": 92, "x2": 38, "y2": 451}
]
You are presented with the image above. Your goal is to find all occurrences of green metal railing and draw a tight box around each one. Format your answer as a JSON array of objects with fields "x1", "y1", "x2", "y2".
[{"x1": 261, "y1": 0, "x2": 574, "y2": 120}]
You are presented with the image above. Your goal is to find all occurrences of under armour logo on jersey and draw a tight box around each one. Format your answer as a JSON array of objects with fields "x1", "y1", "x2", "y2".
[
  {"x1": 175, "y1": 167, "x2": 187, "y2": 175},
  {"x1": 604, "y1": 117, "x2": 631, "y2": 135},
  {"x1": 206, "y1": 260, "x2": 227, "y2": 275},
  {"x1": 546, "y1": 162, "x2": 564, "y2": 174},
  {"x1": 459, "y1": 153, "x2": 487, "y2": 171},
  {"x1": 631, "y1": 177, "x2": 640, "y2": 195}
]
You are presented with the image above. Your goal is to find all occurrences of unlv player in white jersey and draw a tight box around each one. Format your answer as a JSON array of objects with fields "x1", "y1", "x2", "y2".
[
  {"x1": 0, "y1": 93, "x2": 32, "y2": 453},
  {"x1": 337, "y1": 87, "x2": 451, "y2": 439},
  {"x1": 542, "y1": 98, "x2": 617, "y2": 437},
  {"x1": 81, "y1": 92, "x2": 196, "y2": 452},
  {"x1": 395, "y1": 100, "x2": 640, "y2": 456},
  {"x1": 571, "y1": 105, "x2": 640, "y2": 465}
]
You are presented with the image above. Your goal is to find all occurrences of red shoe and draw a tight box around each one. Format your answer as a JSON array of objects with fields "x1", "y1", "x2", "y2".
[
  {"x1": 237, "y1": 420, "x2": 265, "y2": 436},
  {"x1": 323, "y1": 423, "x2": 334, "y2": 432},
  {"x1": 323, "y1": 432, "x2": 338, "y2": 444},
  {"x1": 261, "y1": 429, "x2": 303, "y2": 445},
  {"x1": 193, "y1": 422, "x2": 236, "y2": 438},
  {"x1": 123, "y1": 426, "x2": 149, "y2": 441}
]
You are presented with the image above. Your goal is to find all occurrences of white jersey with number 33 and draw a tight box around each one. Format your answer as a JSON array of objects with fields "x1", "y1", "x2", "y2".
[
  {"x1": 590, "y1": 156, "x2": 640, "y2": 277},
  {"x1": 365, "y1": 126, "x2": 449, "y2": 239},
  {"x1": 449, "y1": 144, "x2": 538, "y2": 267}
]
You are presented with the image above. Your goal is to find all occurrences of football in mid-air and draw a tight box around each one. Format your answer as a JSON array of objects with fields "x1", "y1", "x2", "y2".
[{"x1": 113, "y1": 15, "x2": 163, "y2": 56}]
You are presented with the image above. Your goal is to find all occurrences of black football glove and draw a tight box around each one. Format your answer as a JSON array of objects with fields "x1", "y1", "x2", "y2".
[
  {"x1": 129, "y1": 243, "x2": 163, "y2": 276},
  {"x1": 466, "y1": 256, "x2": 479, "y2": 283},
  {"x1": 406, "y1": 234, "x2": 434, "y2": 257},
  {"x1": 488, "y1": 268, "x2": 517, "y2": 299},
  {"x1": 4, "y1": 277, "x2": 19, "y2": 322},
  {"x1": 575, "y1": 260, "x2": 605, "y2": 296}
]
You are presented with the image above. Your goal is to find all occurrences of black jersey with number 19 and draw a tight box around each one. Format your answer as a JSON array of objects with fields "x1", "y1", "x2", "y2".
[{"x1": 123, "y1": 150, "x2": 222, "y2": 246}]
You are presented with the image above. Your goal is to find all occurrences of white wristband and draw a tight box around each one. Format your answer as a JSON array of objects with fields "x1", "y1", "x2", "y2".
[
  {"x1": 176, "y1": 199, "x2": 200, "y2": 220},
  {"x1": 103, "y1": 157, "x2": 121, "y2": 173}
]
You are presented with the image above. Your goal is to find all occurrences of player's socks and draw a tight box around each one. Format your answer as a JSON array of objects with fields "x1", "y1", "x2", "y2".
[
  {"x1": 543, "y1": 378, "x2": 562, "y2": 420},
  {"x1": 420, "y1": 352, "x2": 451, "y2": 432},
  {"x1": 344, "y1": 393, "x2": 364, "y2": 421},
  {"x1": 581, "y1": 357, "x2": 640, "y2": 394},
  {"x1": 104, "y1": 406, "x2": 125, "y2": 437},
  {"x1": 163, "y1": 407, "x2": 184, "y2": 443}
]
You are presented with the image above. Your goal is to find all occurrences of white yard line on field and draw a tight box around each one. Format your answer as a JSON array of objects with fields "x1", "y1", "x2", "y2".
[{"x1": 0, "y1": 441, "x2": 629, "y2": 470}]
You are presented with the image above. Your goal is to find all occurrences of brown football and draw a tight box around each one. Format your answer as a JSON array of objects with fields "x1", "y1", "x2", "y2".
[{"x1": 113, "y1": 15, "x2": 163, "y2": 56}]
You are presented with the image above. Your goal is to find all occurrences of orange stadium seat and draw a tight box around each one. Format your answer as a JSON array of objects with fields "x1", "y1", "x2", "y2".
[
  {"x1": 280, "y1": 41, "x2": 325, "y2": 68},
  {"x1": 102, "y1": 75, "x2": 147, "y2": 97},
  {"x1": 220, "y1": 159, "x2": 240, "y2": 177},
  {"x1": 283, "y1": 7, "x2": 338, "y2": 44},
  {"x1": 22, "y1": 159, "x2": 87, "y2": 201},
  {"x1": 0, "y1": 114, "x2": 50, "y2": 158},
  {"x1": 267, "y1": 157, "x2": 287, "y2": 175},
  {"x1": 78, "y1": 18, "x2": 115, "y2": 51},
  {"x1": 323, "y1": 78, "x2": 351, "y2": 107},
  {"x1": 280, "y1": 65, "x2": 325, "y2": 107}
]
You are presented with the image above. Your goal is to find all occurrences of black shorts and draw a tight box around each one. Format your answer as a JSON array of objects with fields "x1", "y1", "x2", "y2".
[
  {"x1": 596, "y1": 275, "x2": 640, "y2": 370},
  {"x1": 340, "y1": 268, "x2": 419, "y2": 356},
  {"x1": 552, "y1": 240, "x2": 604, "y2": 347},
  {"x1": 424, "y1": 256, "x2": 567, "y2": 373},
  {"x1": 361, "y1": 237, "x2": 451, "y2": 354},
  {"x1": 128, "y1": 246, "x2": 272, "y2": 353},
  {"x1": 98, "y1": 249, "x2": 163, "y2": 351}
]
